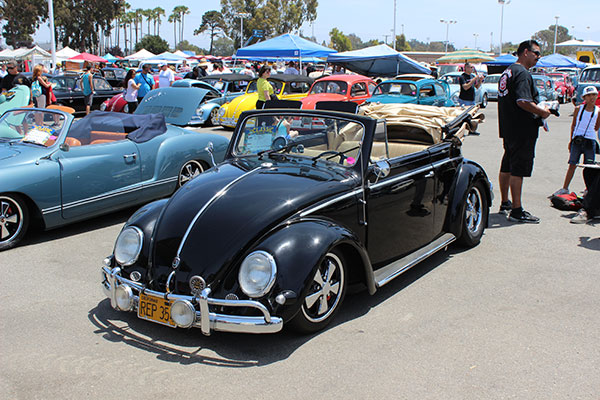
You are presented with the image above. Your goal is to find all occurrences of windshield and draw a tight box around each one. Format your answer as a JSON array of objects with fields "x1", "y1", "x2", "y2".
[
  {"x1": 246, "y1": 79, "x2": 284, "y2": 95},
  {"x1": 234, "y1": 113, "x2": 364, "y2": 167},
  {"x1": 0, "y1": 109, "x2": 67, "y2": 146},
  {"x1": 373, "y1": 82, "x2": 417, "y2": 96},
  {"x1": 440, "y1": 75, "x2": 461, "y2": 85},
  {"x1": 309, "y1": 80, "x2": 348, "y2": 95},
  {"x1": 50, "y1": 76, "x2": 76, "y2": 90},
  {"x1": 580, "y1": 68, "x2": 600, "y2": 82},
  {"x1": 484, "y1": 75, "x2": 500, "y2": 84}
]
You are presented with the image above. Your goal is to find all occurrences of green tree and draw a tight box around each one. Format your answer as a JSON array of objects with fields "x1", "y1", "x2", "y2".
[
  {"x1": 0, "y1": 0, "x2": 47, "y2": 47},
  {"x1": 329, "y1": 28, "x2": 351, "y2": 52},
  {"x1": 173, "y1": 5, "x2": 190, "y2": 45},
  {"x1": 193, "y1": 10, "x2": 225, "y2": 54},
  {"x1": 395, "y1": 34, "x2": 411, "y2": 51},
  {"x1": 347, "y1": 33, "x2": 364, "y2": 50},
  {"x1": 220, "y1": 0, "x2": 318, "y2": 48},
  {"x1": 107, "y1": 45, "x2": 124, "y2": 57},
  {"x1": 533, "y1": 25, "x2": 572, "y2": 55},
  {"x1": 153, "y1": 7, "x2": 165, "y2": 35},
  {"x1": 176, "y1": 40, "x2": 203, "y2": 55},
  {"x1": 212, "y1": 36, "x2": 234, "y2": 56},
  {"x1": 135, "y1": 35, "x2": 169, "y2": 54},
  {"x1": 168, "y1": 10, "x2": 180, "y2": 48},
  {"x1": 53, "y1": 0, "x2": 125, "y2": 53}
]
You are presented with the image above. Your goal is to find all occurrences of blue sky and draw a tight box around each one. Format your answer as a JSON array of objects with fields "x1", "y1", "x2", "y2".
[{"x1": 32, "y1": 0, "x2": 599, "y2": 51}]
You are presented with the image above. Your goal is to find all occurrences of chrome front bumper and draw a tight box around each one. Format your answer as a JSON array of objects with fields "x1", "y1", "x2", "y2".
[{"x1": 101, "y1": 264, "x2": 283, "y2": 335}]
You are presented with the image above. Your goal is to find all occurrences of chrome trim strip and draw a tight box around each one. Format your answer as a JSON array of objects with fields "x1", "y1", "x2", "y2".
[
  {"x1": 176, "y1": 167, "x2": 262, "y2": 257},
  {"x1": 369, "y1": 165, "x2": 433, "y2": 190},
  {"x1": 101, "y1": 266, "x2": 282, "y2": 335},
  {"x1": 299, "y1": 189, "x2": 363, "y2": 217},
  {"x1": 374, "y1": 233, "x2": 456, "y2": 287},
  {"x1": 431, "y1": 156, "x2": 462, "y2": 168},
  {"x1": 41, "y1": 177, "x2": 178, "y2": 214}
]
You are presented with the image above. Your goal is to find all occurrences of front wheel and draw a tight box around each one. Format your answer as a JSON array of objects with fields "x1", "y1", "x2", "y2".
[
  {"x1": 457, "y1": 181, "x2": 488, "y2": 247},
  {"x1": 480, "y1": 94, "x2": 488, "y2": 109},
  {"x1": 177, "y1": 160, "x2": 205, "y2": 188},
  {"x1": 208, "y1": 108, "x2": 219, "y2": 126},
  {"x1": 288, "y1": 250, "x2": 347, "y2": 333},
  {"x1": 0, "y1": 194, "x2": 29, "y2": 251}
]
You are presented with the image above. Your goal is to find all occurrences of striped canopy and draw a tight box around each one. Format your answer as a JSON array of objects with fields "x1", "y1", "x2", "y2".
[{"x1": 437, "y1": 49, "x2": 495, "y2": 64}]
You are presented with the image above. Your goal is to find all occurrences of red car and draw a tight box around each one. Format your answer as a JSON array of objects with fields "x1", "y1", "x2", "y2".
[
  {"x1": 101, "y1": 74, "x2": 182, "y2": 113},
  {"x1": 546, "y1": 73, "x2": 574, "y2": 104},
  {"x1": 301, "y1": 75, "x2": 377, "y2": 109}
]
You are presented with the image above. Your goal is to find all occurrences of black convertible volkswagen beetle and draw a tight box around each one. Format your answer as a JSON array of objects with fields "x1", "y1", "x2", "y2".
[{"x1": 101, "y1": 103, "x2": 492, "y2": 335}]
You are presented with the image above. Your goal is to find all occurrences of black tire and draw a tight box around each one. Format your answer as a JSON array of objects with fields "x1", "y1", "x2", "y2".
[
  {"x1": 177, "y1": 160, "x2": 205, "y2": 188},
  {"x1": 559, "y1": 95, "x2": 564, "y2": 104},
  {"x1": 0, "y1": 194, "x2": 29, "y2": 251},
  {"x1": 288, "y1": 249, "x2": 347, "y2": 333},
  {"x1": 457, "y1": 181, "x2": 488, "y2": 247},
  {"x1": 480, "y1": 94, "x2": 488, "y2": 109}
]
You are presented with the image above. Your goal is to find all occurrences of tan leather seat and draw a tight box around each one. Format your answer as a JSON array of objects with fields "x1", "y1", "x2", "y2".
[
  {"x1": 64, "y1": 137, "x2": 81, "y2": 147},
  {"x1": 90, "y1": 130, "x2": 127, "y2": 143}
]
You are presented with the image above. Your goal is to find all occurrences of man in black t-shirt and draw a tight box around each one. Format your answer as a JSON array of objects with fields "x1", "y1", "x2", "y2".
[
  {"x1": 497, "y1": 40, "x2": 551, "y2": 223},
  {"x1": 0, "y1": 60, "x2": 30, "y2": 93},
  {"x1": 458, "y1": 62, "x2": 482, "y2": 106}
]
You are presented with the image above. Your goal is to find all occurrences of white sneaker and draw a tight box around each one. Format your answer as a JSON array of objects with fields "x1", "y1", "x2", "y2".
[
  {"x1": 570, "y1": 209, "x2": 589, "y2": 224},
  {"x1": 552, "y1": 188, "x2": 569, "y2": 196}
]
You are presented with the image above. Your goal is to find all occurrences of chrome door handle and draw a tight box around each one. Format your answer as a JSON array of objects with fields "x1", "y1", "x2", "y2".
[
  {"x1": 123, "y1": 153, "x2": 137, "y2": 161},
  {"x1": 424, "y1": 171, "x2": 435, "y2": 178}
]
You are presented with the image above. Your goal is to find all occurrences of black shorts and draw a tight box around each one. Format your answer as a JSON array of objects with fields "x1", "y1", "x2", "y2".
[{"x1": 500, "y1": 136, "x2": 538, "y2": 177}]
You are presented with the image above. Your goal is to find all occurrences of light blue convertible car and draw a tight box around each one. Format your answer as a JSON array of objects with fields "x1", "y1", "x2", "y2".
[
  {"x1": 365, "y1": 79, "x2": 455, "y2": 107},
  {"x1": 0, "y1": 108, "x2": 228, "y2": 250}
]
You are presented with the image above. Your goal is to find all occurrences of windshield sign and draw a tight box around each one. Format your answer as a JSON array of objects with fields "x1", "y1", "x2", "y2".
[
  {"x1": 0, "y1": 110, "x2": 66, "y2": 146},
  {"x1": 234, "y1": 113, "x2": 364, "y2": 167},
  {"x1": 374, "y1": 82, "x2": 417, "y2": 96}
]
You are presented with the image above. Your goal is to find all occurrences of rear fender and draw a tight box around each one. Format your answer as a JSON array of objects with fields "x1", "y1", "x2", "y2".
[
  {"x1": 445, "y1": 160, "x2": 492, "y2": 236},
  {"x1": 253, "y1": 218, "x2": 373, "y2": 321}
]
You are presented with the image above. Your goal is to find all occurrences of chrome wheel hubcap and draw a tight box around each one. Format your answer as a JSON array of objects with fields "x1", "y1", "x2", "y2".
[
  {"x1": 465, "y1": 187, "x2": 483, "y2": 234},
  {"x1": 302, "y1": 252, "x2": 344, "y2": 323},
  {"x1": 179, "y1": 161, "x2": 203, "y2": 186},
  {"x1": 0, "y1": 198, "x2": 22, "y2": 242},
  {"x1": 210, "y1": 109, "x2": 219, "y2": 125}
]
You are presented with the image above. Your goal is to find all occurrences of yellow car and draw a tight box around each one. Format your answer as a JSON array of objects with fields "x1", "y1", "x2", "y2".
[{"x1": 217, "y1": 74, "x2": 313, "y2": 128}]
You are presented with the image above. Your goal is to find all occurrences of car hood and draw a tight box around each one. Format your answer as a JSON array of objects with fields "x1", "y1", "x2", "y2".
[
  {"x1": 148, "y1": 157, "x2": 357, "y2": 293},
  {"x1": 301, "y1": 93, "x2": 346, "y2": 109},
  {"x1": 136, "y1": 87, "x2": 211, "y2": 125},
  {"x1": 223, "y1": 93, "x2": 259, "y2": 120},
  {"x1": 0, "y1": 142, "x2": 47, "y2": 163}
]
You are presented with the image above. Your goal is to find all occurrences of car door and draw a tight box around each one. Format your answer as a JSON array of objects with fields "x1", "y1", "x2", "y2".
[
  {"x1": 433, "y1": 83, "x2": 447, "y2": 106},
  {"x1": 417, "y1": 84, "x2": 437, "y2": 106},
  {"x1": 57, "y1": 129, "x2": 141, "y2": 220},
  {"x1": 366, "y1": 121, "x2": 435, "y2": 268},
  {"x1": 349, "y1": 82, "x2": 370, "y2": 104},
  {"x1": 428, "y1": 141, "x2": 461, "y2": 235}
]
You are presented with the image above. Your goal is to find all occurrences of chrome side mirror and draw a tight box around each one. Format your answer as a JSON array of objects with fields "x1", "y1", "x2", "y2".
[
  {"x1": 59, "y1": 143, "x2": 70, "y2": 152},
  {"x1": 373, "y1": 160, "x2": 390, "y2": 178},
  {"x1": 205, "y1": 141, "x2": 216, "y2": 169}
]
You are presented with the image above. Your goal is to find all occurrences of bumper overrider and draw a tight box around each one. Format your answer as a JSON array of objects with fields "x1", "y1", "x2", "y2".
[{"x1": 101, "y1": 259, "x2": 283, "y2": 335}]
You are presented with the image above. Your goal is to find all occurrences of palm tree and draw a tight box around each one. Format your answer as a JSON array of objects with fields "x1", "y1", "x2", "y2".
[
  {"x1": 168, "y1": 11, "x2": 180, "y2": 48},
  {"x1": 172, "y1": 6, "x2": 190, "y2": 46},
  {"x1": 144, "y1": 9, "x2": 153, "y2": 36},
  {"x1": 134, "y1": 9, "x2": 144, "y2": 44},
  {"x1": 154, "y1": 7, "x2": 165, "y2": 35}
]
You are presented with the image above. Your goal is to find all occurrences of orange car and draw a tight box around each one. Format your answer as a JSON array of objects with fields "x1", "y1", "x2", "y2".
[{"x1": 301, "y1": 75, "x2": 377, "y2": 109}]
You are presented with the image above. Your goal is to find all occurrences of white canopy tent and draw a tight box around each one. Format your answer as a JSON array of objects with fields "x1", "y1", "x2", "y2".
[
  {"x1": 556, "y1": 39, "x2": 600, "y2": 48},
  {"x1": 125, "y1": 48, "x2": 155, "y2": 60},
  {"x1": 56, "y1": 46, "x2": 80, "y2": 59},
  {"x1": 0, "y1": 45, "x2": 51, "y2": 60}
]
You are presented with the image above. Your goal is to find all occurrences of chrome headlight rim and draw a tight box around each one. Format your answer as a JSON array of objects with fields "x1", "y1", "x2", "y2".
[
  {"x1": 114, "y1": 226, "x2": 144, "y2": 267},
  {"x1": 238, "y1": 250, "x2": 277, "y2": 298}
]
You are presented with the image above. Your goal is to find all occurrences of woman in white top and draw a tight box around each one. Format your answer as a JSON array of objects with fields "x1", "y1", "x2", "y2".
[
  {"x1": 554, "y1": 86, "x2": 600, "y2": 196},
  {"x1": 123, "y1": 69, "x2": 141, "y2": 113}
]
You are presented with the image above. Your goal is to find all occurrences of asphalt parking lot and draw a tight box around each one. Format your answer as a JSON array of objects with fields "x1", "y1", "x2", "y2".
[{"x1": 1, "y1": 103, "x2": 598, "y2": 399}]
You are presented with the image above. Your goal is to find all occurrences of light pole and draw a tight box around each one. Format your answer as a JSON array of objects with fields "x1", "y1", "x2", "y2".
[
  {"x1": 47, "y1": 0, "x2": 56, "y2": 69},
  {"x1": 553, "y1": 16, "x2": 559, "y2": 54},
  {"x1": 393, "y1": 0, "x2": 397, "y2": 50},
  {"x1": 235, "y1": 12, "x2": 251, "y2": 48},
  {"x1": 473, "y1": 33, "x2": 479, "y2": 50},
  {"x1": 498, "y1": 0, "x2": 510, "y2": 54},
  {"x1": 490, "y1": 31, "x2": 494, "y2": 52},
  {"x1": 440, "y1": 19, "x2": 456, "y2": 54}
]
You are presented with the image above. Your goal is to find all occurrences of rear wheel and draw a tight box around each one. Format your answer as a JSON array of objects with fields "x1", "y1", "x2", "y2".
[
  {"x1": 457, "y1": 181, "x2": 488, "y2": 247},
  {"x1": 0, "y1": 194, "x2": 29, "y2": 251},
  {"x1": 177, "y1": 160, "x2": 205, "y2": 188},
  {"x1": 288, "y1": 249, "x2": 347, "y2": 333},
  {"x1": 480, "y1": 94, "x2": 488, "y2": 109}
]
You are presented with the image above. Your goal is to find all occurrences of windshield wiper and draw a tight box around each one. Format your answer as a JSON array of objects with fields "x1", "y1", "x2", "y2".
[
  {"x1": 257, "y1": 141, "x2": 301, "y2": 159},
  {"x1": 311, "y1": 145, "x2": 360, "y2": 163}
]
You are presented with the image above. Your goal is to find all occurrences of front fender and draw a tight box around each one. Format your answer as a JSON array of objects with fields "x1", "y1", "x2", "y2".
[
  {"x1": 445, "y1": 160, "x2": 492, "y2": 237},
  {"x1": 258, "y1": 218, "x2": 372, "y2": 321}
]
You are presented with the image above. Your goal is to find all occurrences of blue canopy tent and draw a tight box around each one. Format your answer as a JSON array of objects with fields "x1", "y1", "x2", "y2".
[
  {"x1": 145, "y1": 52, "x2": 187, "y2": 61},
  {"x1": 326, "y1": 44, "x2": 430, "y2": 77},
  {"x1": 536, "y1": 53, "x2": 587, "y2": 68},
  {"x1": 102, "y1": 53, "x2": 119, "y2": 63},
  {"x1": 235, "y1": 34, "x2": 336, "y2": 66}
]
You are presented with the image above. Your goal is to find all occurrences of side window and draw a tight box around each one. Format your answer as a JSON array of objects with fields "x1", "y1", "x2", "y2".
[
  {"x1": 93, "y1": 78, "x2": 112, "y2": 91},
  {"x1": 368, "y1": 83, "x2": 376, "y2": 95},
  {"x1": 74, "y1": 79, "x2": 82, "y2": 91},
  {"x1": 434, "y1": 84, "x2": 446, "y2": 97},
  {"x1": 370, "y1": 119, "x2": 389, "y2": 162},
  {"x1": 351, "y1": 82, "x2": 367, "y2": 97},
  {"x1": 420, "y1": 85, "x2": 435, "y2": 97}
]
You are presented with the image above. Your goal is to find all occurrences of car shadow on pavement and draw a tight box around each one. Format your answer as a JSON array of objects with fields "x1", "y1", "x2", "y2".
[
  {"x1": 88, "y1": 247, "x2": 458, "y2": 367},
  {"x1": 20, "y1": 207, "x2": 137, "y2": 248},
  {"x1": 487, "y1": 212, "x2": 514, "y2": 229}
]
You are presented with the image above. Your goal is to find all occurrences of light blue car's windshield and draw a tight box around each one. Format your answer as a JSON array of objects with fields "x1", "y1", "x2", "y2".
[
  {"x1": 0, "y1": 110, "x2": 66, "y2": 146},
  {"x1": 234, "y1": 113, "x2": 363, "y2": 167},
  {"x1": 374, "y1": 82, "x2": 417, "y2": 96},
  {"x1": 580, "y1": 69, "x2": 600, "y2": 82},
  {"x1": 484, "y1": 75, "x2": 500, "y2": 84}
]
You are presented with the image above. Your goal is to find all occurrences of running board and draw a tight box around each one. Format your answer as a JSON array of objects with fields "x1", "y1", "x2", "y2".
[{"x1": 374, "y1": 233, "x2": 456, "y2": 288}]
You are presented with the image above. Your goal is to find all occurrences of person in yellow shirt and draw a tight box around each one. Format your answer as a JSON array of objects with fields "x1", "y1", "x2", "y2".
[{"x1": 256, "y1": 66, "x2": 274, "y2": 109}]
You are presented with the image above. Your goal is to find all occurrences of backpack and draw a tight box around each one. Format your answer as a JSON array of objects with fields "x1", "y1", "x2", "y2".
[
  {"x1": 550, "y1": 192, "x2": 584, "y2": 211},
  {"x1": 31, "y1": 80, "x2": 42, "y2": 97}
]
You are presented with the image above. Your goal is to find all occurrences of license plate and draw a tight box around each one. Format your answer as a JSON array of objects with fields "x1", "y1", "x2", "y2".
[{"x1": 138, "y1": 292, "x2": 175, "y2": 327}]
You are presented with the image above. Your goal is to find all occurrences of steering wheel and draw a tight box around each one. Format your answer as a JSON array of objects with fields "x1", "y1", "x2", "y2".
[{"x1": 271, "y1": 136, "x2": 287, "y2": 151}]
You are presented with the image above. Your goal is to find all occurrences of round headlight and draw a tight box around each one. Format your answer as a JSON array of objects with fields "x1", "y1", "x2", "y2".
[
  {"x1": 114, "y1": 226, "x2": 143, "y2": 266},
  {"x1": 171, "y1": 300, "x2": 196, "y2": 328},
  {"x1": 100, "y1": 102, "x2": 107, "y2": 111},
  {"x1": 123, "y1": 103, "x2": 129, "y2": 113},
  {"x1": 115, "y1": 285, "x2": 134, "y2": 311},
  {"x1": 238, "y1": 251, "x2": 277, "y2": 298},
  {"x1": 218, "y1": 107, "x2": 226, "y2": 117}
]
